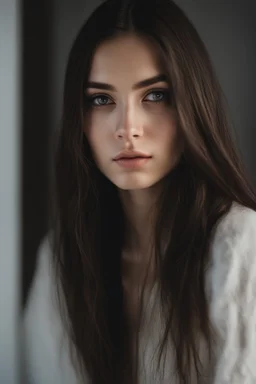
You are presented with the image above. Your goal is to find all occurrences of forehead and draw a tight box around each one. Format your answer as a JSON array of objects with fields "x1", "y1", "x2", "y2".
[{"x1": 88, "y1": 33, "x2": 165, "y2": 82}]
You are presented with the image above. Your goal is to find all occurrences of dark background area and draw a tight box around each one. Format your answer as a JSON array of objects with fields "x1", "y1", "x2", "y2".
[{"x1": 21, "y1": 0, "x2": 52, "y2": 307}]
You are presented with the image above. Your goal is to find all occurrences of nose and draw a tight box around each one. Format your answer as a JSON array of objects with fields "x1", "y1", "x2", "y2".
[{"x1": 114, "y1": 105, "x2": 144, "y2": 141}]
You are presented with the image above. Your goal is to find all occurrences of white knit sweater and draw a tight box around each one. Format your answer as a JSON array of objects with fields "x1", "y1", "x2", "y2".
[{"x1": 22, "y1": 202, "x2": 256, "y2": 383}]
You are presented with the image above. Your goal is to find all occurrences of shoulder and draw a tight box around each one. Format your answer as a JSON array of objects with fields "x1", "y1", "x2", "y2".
[
  {"x1": 208, "y1": 202, "x2": 256, "y2": 381},
  {"x1": 22, "y1": 235, "x2": 79, "y2": 384},
  {"x1": 24, "y1": 235, "x2": 58, "y2": 327},
  {"x1": 209, "y1": 201, "x2": 256, "y2": 303},
  {"x1": 209, "y1": 201, "x2": 256, "y2": 284},
  {"x1": 211, "y1": 201, "x2": 256, "y2": 249},
  {"x1": 24, "y1": 235, "x2": 57, "y2": 327}
]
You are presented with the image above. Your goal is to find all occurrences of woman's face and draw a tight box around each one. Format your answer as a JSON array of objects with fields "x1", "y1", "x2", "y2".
[{"x1": 84, "y1": 33, "x2": 183, "y2": 190}]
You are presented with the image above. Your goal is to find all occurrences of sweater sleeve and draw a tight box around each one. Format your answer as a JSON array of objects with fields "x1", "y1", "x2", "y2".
[{"x1": 209, "y1": 204, "x2": 256, "y2": 384}]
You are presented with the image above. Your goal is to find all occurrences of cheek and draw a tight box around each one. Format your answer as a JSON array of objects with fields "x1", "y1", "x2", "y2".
[
  {"x1": 157, "y1": 116, "x2": 183, "y2": 159},
  {"x1": 85, "y1": 111, "x2": 113, "y2": 141},
  {"x1": 84, "y1": 124, "x2": 113, "y2": 168},
  {"x1": 153, "y1": 112, "x2": 179, "y2": 142},
  {"x1": 84, "y1": 115, "x2": 105, "y2": 148}
]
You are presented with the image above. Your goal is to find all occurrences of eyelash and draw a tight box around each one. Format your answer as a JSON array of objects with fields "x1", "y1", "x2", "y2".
[{"x1": 85, "y1": 89, "x2": 170, "y2": 108}]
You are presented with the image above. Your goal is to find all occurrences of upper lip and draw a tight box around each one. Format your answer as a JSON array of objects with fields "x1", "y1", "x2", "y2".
[{"x1": 113, "y1": 150, "x2": 152, "y2": 160}]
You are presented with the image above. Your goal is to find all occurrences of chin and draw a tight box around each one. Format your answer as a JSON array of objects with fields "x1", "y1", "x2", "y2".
[
  {"x1": 110, "y1": 175, "x2": 163, "y2": 191},
  {"x1": 116, "y1": 183, "x2": 149, "y2": 191}
]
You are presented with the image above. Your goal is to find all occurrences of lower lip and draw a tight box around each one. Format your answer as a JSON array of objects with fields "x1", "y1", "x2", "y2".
[{"x1": 114, "y1": 157, "x2": 151, "y2": 168}]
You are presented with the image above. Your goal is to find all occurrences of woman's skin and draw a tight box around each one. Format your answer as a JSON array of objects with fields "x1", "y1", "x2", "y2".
[{"x1": 84, "y1": 33, "x2": 184, "y2": 331}]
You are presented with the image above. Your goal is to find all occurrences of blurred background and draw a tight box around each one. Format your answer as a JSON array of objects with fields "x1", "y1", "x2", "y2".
[{"x1": 0, "y1": 0, "x2": 255, "y2": 382}]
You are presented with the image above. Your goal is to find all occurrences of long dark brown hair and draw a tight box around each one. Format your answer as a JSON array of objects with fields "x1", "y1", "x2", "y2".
[{"x1": 50, "y1": 0, "x2": 256, "y2": 382}]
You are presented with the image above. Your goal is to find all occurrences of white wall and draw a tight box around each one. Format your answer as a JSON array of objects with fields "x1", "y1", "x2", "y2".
[{"x1": 0, "y1": 0, "x2": 21, "y2": 383}]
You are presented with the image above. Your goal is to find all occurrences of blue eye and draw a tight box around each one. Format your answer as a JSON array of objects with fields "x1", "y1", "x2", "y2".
[
  {"x1": 144, "y1": 90, "x2": 168, "y2": 103},
  {"x1": 86, "y1": 94, "x2": 113, "y2": 107},
  {"x1": 85, "y1": 89, "x2": 170, "y2": 108}
]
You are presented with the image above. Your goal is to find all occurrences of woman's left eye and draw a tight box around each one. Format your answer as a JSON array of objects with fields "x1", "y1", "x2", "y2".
[{"x1": 144, "y1": 90, "x2": 168, "y2": 103}]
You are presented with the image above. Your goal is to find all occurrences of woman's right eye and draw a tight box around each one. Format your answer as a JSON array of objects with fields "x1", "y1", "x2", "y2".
[{"x1": 86, "y1": 95, "x2": 113, "y2": 107}]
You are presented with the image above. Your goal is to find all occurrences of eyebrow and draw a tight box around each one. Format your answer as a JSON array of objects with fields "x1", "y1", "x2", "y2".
[{"x1": 85, "y1": 74, "x2": 169, "y2": 91}]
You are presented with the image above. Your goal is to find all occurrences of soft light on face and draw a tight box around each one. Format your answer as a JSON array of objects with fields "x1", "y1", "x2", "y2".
[{"x1": 83, "y1": 33, "x2": 183, "y2": 191}]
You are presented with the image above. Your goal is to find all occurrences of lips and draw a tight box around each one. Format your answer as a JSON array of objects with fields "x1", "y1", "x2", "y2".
[
  {"x1": 114, "y1": 156, "x2": 151, "y2": 169},
  {"x1": 117, "y1": 156, "x2": 150, "y2": 160},
  {"x1": 113, "y1": 151, "x2": 152, "y2": 161}
]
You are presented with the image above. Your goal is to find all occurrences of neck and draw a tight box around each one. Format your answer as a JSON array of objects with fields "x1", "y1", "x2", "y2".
[{"x1": 118, "y1": 183, "x2": 163, "y2": 260}]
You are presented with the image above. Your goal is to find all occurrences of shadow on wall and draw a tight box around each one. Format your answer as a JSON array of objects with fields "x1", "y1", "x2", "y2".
[{"x1": 22, "y1": 0, "x2": 52, "y2": 308}]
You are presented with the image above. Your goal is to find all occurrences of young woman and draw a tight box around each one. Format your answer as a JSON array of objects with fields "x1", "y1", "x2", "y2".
[{"x1": 23, "y1": 0, "x2": 256, "y2": 383}]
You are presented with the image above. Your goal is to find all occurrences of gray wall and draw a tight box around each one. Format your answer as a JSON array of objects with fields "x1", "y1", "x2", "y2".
[
  {"x1": 52, "y1": 0, "x2": 256, "y2": 181},
  {"x1": 0, "y1": 0, "x2": 21, "y2": 383},
  {"x1": 178, "y1": 0, "x2": 256, "y2": 180}
]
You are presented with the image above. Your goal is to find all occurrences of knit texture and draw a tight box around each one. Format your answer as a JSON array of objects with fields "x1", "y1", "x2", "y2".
[{"x1": 209, "y1": 202, "x2": 256, "y2": 383}]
